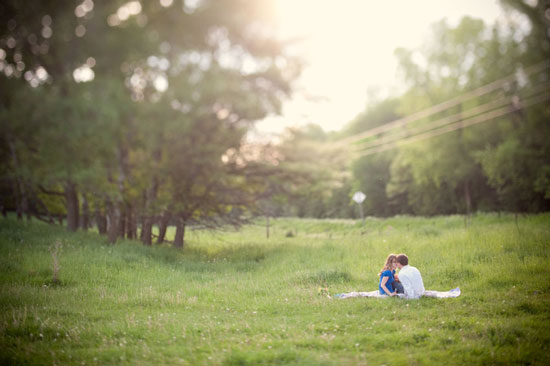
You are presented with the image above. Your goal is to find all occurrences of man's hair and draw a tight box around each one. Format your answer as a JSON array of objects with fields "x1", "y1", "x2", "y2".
[{"x1": 396, "y1": 254, "x2": 408, "y2": 266}]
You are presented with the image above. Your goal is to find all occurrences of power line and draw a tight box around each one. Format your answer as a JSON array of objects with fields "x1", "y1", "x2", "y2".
[
  {"x1": 354, "y1": 81, "x2": 550, "y2": 152},
  {"x1": 333, "y1": 59, "x2": 550, "y2": 148},
  {"x1": 354, "y1": 91, "x2": 549, "y2": 158}
]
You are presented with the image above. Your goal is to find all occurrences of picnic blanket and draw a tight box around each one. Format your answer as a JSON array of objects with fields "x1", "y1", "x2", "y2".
[{"x1": 332, "y1": 287, "x2": 461, "y2": 299}]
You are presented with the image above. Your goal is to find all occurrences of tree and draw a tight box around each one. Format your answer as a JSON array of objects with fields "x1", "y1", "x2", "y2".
[
  {"x1": 260, "y1": 125, "x2": 349, "y2": 218},
  {"x1": 1, "y1": 0, "x2": 300, "y2": 244},
  {"x1": 343, "y1": 9, "x2": 549, "y2": 217},
  {"x1": 344, "y1": 98, "x2": 402, "y2": 216},
  {"x1": 475, "y1": 0, "x2": 550, "y2": 212},
  {"x1": 384, "y1": 15, "x2": 543, "y2": 215}
]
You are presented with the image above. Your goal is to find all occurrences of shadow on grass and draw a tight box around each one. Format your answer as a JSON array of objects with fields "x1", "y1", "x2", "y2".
[
  {"x1": 299, "y1": 270, "x2": 353, "y2": 287},
  {"x1": 111, "y1": 239, "x2": 295, "y2": 275},
  {"x1": 223, "y1": 349, "x2": 332, "y2": 366}
]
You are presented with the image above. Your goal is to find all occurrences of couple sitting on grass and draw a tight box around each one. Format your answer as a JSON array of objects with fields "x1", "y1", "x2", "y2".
[
  {"x1": 379, "y1": 253, "x2": 424, "y2": 299},
  {"x1": 333, "y1": 252, "x2": 460, "y2": 299}
]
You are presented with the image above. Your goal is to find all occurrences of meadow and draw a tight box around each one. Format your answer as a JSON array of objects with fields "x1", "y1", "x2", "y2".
[{"x1": 0, "y1": 214, "x2": 549, "y2": 365}]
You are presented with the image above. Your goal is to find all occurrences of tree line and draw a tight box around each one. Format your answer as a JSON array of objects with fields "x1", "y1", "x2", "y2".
[
  {"x1": 2, "y1": 1, "x2": 549, "y2": 242},
  {"x1": 1, "y1": 0, "x2": 303, "y2": 245},
  {"x1": 273, "y1": 1, "x2": 550, "y2": 218}
]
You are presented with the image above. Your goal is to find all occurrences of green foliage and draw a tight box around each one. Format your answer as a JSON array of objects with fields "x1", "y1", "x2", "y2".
[
  {"x1": 331, "y1": 4, "x2": 550, "y2": 217},
  {"x1": 0, "y1": 0, "x2": 299, "y2": 238},
  {"x1": 341, "y1": 98, "x2": 401, "y2": 137},
  {"x1": 1, "y1": 0, "x2": 549, "y2": 230},
  {"x1": 255, "y1": 125, "x2": 350, "y2": 218}
]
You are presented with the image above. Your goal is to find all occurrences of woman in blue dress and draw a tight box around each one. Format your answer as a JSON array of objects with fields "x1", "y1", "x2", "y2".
[{"x1": 378, "y1": 254, "x2": 403, "y2": 296}]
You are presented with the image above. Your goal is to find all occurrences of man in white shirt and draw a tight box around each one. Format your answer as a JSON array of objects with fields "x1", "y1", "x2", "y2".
[{"x1": 395, "y1": 254, "x2": 425, "y2": 299}]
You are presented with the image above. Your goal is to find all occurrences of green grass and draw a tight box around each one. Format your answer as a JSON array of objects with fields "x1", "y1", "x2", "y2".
[{"x1": 1, "y1": 213, "x2": 549, "y2": 365}]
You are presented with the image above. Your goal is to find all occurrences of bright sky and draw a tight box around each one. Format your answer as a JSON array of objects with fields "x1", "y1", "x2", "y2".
[{"x1": 254, "y1": 0, "x2": 505, "y2": 136}]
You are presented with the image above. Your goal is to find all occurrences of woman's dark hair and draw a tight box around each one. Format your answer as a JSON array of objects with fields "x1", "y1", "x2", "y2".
[{"x1": 396, "y1": 254, "x2": 408, "y2": 266}]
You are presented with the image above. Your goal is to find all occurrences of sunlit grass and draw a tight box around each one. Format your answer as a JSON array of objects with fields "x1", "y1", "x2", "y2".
[{"x1": 1, "y1": 214, "x2": 549, "y2": 365}]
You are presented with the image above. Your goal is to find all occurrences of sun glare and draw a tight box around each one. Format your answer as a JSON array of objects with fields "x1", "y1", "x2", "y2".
[
  {"x1": 255, "y1": 0, "x2": 503, "y2": 134},
  {"x1": 269, "y1": 0, "x2": 400, "y2": 132}
]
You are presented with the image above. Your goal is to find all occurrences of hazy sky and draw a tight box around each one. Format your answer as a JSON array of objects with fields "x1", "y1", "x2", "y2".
[{"x1": 254, "y1": 0, "x2": 505, "y2": 136}]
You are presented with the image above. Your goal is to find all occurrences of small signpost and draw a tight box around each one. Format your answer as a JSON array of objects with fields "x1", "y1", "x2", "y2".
[{"x1": 352, "y1": 191, "x2": 366, "y2": 225}]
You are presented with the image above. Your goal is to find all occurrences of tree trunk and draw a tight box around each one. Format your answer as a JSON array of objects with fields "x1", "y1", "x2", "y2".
[
  {"x1": 7, "y1": 137, "x2": 28, "y2": 221},
  {"x1": 173, "y1": 216, "x2": 185, "y2": 248},
  {"x1": 139, "y1": 192, "x2": 145, "y2": 241},
  {"x1": 141, "y1": 190, "x2": 155, "y2": 246},
  {"x1": 141, "y1": 147, "x2": 162, "y2": 246},
  {"x1": 119, "y1": 205, "x2": 126, "y2": 240},
  {"x1": 157, "y1": 211, "x2": 171, "y2": 244},
  {"x1": 126, "y1": 203, "x2": 137, "y2": 239},
  {"x1": 141, "y1": 215, "x2": 153, "y2": 246},
  {"x1": 107, "y1": 200, "x2": 120, "y2": 244},
  {"x1": 139, "y1": 218, "x2": 145, "y2": 241},
  {"x1": 81, "y1": 194, "x2": 89, "y2": 231},
  {"x1": 65, "y1": 181, "x2": 79, "y2": 232},
  {"x1": 14, "y1": 187, "x2": 29, "y2": 221},
  {"x1": 95, "y1": 207, "x2": 107, "y2": 235},
  {"x1": 107, "y1": 143, "x2": 128, "y2": 243},
  {"x1": 24, "y1": 194, "x2": 31, "y2": 221},
  {"x1": 14, "y1": 179, "x2": 22, "y2": 220},
  {"x1": 141, "y1": 176, "x2": 159, "y2": 246}
]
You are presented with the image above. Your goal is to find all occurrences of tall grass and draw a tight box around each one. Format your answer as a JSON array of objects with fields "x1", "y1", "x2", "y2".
[{"x1": 1, "y1": 213, "x2": 549, "y2": 365}]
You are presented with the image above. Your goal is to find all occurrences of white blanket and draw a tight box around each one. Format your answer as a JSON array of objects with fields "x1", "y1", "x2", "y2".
[{"x1": 332, "y1": 287, "x2": 460, "y2": 299}]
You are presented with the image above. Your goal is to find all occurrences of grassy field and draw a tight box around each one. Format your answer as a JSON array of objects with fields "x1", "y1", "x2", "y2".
[{"x1": 1, "y1": 214, "x2": 549, "y2": 365}]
